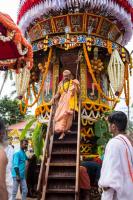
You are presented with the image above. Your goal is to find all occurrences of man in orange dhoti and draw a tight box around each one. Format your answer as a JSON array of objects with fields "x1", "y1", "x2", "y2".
[{"x1": 51, "y1": 70, "x2": 80, "y2": 139}]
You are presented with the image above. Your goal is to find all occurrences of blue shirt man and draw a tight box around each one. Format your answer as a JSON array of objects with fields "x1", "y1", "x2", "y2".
[
  {"x1": 12, "y1": 149, "x2": 28, "y2": 179},
  {"x1": 12, "y1": 139, "x2": 28, "y2": 200}
]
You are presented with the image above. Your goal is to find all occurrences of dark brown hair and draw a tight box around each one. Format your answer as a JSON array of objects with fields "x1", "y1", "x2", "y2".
[{"x1": 108, "y1": 111, "x2": 127, "y2": 132}]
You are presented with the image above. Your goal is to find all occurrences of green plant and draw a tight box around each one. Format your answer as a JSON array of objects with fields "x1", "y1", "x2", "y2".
[
  {"x1": 94, "y1": 118, "x2": 112, "y2": 145},
  {"x1": 32, "y1": 123, "x2": 47, "y2": 158},
  {"x1": 20, "y1": 117, "x2": 47, "y2": 158},
  {"x1": 20, "y1": 118, "x2": 37, "y2": 140}
]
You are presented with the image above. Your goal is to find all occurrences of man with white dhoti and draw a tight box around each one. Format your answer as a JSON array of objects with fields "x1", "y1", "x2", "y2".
[
  {"x1": 99, "y1": 111, "x2": 133, "y2": 200},
  {"x1": 5, "y1": 143, "x2": 14, "y2": 200}
]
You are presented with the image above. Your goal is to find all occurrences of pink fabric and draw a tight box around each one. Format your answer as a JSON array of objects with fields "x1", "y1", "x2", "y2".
[{"x1": 54, "y1": 90, "x2": 73, "y2": 133}]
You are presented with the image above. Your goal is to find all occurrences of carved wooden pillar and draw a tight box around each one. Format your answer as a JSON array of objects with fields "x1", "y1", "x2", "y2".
[
  {"x1": 80, "y1": 61, "x2": 87, "y2": 100},
  {"x1": 52, "y1": 58, "x2": 59, "y2": 96}
]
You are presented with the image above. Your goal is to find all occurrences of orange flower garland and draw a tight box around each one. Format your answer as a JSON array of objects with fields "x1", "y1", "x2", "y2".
[
  {"x1": 19, "y1": 47, "x2": 53, "y2": 114},
  {"x1": 124, "y1": 63, "x2": 130, "y2": 106},
  {"x1": 107, "y1": 40, "x2": 112, "y2": 54},
  {"x1": 83, "y1": 43, "x2": 119, "y2": 103}
]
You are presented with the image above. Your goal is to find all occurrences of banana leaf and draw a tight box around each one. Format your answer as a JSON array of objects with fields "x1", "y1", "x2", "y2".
[
  {"x1": 20, "y1": 118, "x2": 37, "y2": 140},
  {"x1": 32, "y1": 123, "x2": 44, "y2": 159}
]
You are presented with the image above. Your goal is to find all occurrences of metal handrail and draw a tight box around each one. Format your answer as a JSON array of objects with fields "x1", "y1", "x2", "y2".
[{"x1": 75, "y1": 98, "x2": 81, "y2": 200}]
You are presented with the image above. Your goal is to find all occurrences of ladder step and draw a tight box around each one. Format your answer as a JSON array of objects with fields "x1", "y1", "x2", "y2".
[
  {"x1": 54, "y1": 131, "x2": 77, "y2": 136},
  {"x1": 53, "y1": 141, "x2": 77, "y2": 144},
  {"x1": 52, "y1": 151, "x2": 76, "y2": 155},
  {"x1": 46, "y1": 194, "x2": 75, "y2": 200},
  {"x1": 51, "y1": 155, "x2": 76, "y2": 163},
  {"x1": 49, "y1": 166, "x2": 76, "y2": 178},
  {"x1": 47, "y1": 189, "x2": 75, "y2": 193},
  {"x1": 48, "y1": 175, "x2": 75, "y2": 179},
  {"x1": 49, "y1": 163, "x2": 76, "y2": 167},
  {"x1": 45, "y1": 194, "x2": 75, "y2": 200}
]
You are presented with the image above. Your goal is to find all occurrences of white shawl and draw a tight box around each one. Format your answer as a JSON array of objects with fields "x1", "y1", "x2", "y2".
[{"x1": 99, "y1": 134, "x2": 133, "y2": 200}]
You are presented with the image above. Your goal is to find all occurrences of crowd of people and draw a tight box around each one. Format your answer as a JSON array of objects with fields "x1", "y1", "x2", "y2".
[{"x1": 0, "y1": 120, "x2": 31, "y2": 200}]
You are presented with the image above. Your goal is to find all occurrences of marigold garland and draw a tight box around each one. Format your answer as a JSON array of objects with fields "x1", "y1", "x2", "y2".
[
  {"x1": 83, "y1": 43, "x2": 119, "y2": 103},
  {"x1": 81, "y1": 127, "x2": 94, "y2": 138},
  {"x1": 35, "y1": 102, "x2": 51, "y2": 117},
  {"x1": 19, "y1": 47, "x2": 53, "y2": 114},
  {"x1": 19, "y1": 101, "x2": 27, "y2": 115},
  {"x1": 124, "y1": 63, "x2": 130, "y2": 106},
  {"x1": 82, "y1": 101, "x2": 110, "y2": 112},
  {"x1": 107, "y1": 40, "x2": 112, "y2": 54}
]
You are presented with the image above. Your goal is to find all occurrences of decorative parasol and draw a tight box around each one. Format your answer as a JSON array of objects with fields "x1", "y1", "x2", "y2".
[
  {"x1": 0, "y1": 12, "x2": 33, "y2": 71},
  {"x1": 18, "y1": 0, "x2": 133, "y2": 44}
]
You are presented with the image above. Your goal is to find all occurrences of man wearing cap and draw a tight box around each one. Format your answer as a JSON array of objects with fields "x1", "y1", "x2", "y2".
[{"x1": 51, "y1": 70, "x2": 80, "y2": 139}]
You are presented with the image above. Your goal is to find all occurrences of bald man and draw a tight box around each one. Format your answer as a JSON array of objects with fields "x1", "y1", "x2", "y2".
[{"x1": 51, "y1": 70, "x2": 80, "y2": 139}]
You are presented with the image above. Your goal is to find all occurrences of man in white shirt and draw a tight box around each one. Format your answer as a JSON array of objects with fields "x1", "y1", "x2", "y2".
[
  {"x1": 5, "y1": 143, "x2": 14, "y2": 200},
  {"x1": 99, "y1": 111, "x2": 133, "y2": 200}
]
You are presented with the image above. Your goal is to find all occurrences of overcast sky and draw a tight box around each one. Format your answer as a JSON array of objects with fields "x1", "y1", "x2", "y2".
[
  {"x1": 0, "y1": 0, "x2": 133, "y2": 110},
  {"x1": 0, "y1": 1, "x2": 19, "y2": 22}
]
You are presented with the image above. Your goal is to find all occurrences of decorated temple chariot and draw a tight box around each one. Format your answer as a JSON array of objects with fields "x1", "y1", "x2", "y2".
[{"x1": 11, "y1": 0, "x2": 133, "y2": 199}]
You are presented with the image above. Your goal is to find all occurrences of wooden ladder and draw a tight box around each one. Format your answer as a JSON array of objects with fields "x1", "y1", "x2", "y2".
[{"x1": 37, "y1": 101, "x2": 81, "y2": 200}]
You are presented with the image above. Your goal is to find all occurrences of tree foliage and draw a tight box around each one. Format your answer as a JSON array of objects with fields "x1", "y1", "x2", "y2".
[{"x1": 0, "y1": 96, "x2": 25, "y2": 125}]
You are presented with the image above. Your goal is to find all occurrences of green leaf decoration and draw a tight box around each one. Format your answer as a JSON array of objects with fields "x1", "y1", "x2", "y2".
[
  {"x1": 20, "y1": 118, "x2": 37, "y2": 140},
  {"x1": 32, "y1": 123, "x2": 44, "y2": 159},
  {"x1": 97, "y1": 145, "x2": 105, "y2": 157},
  {"x1": 103, "y1": 110, "x2": 114, "y2": 117},
  {"x1": 94, "y1": 119, "x2": 108, "y2": 137},
  {"x1": 103, "y1": 132, "x2": 112, "y2": 140},
  {"x1": 97, "y1": 138, "x2": 107, "y2": 145}
]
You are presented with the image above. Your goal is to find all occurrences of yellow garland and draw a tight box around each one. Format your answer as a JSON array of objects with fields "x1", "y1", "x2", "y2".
[
  {"x1": 130, "y1": 55, "x2": 133, "y2": 69},
  {"x1": 19, "y1": 47, "x2": 53, "y2": 114},
  {"x1": 107, "y1": 40, "x2": 112, "y2": 54},
  {"x1": 124, "y1": 63, "x2": 130, "y2": 106},
  {"x1": 24, "y1": 47, "x2": 52, "y2": 107},
  {"x1": 83, "y1": 43, "x2": 118, "y2": 102},
  {"x1": 19, "y1": 102, "x2": 27, "y2": 115},
  {"x1": 51, "y1": 17, "x2": 56, "y2": 33},
  {"x1": 35, "y1": 102, "x2": 51, "y2": 117},
  {"x1": 82, "y1": 100, "x2": 110, "y2": 112},
  {"x1": 80, "y1": 144, "x2": 92, "y2": 153},
  {"x1": 81, "y1": 127, "x2": 94, "y2": 138}
]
